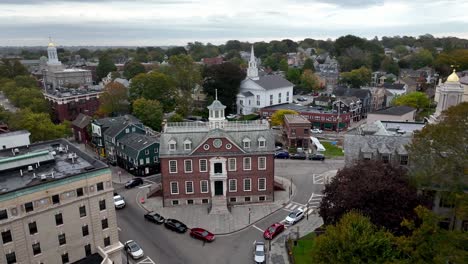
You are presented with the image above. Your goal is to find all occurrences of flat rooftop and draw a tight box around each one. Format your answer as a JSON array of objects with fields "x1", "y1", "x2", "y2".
[
  {"x1": 284, "y1": 114, "x2": 310, "y2": 124},
  {"x1": 0, "y1": 139, "x2": 107, "y2": 194},
  {"x1": 44, "y1": 86, "x2": 103, "y2": 98},
  {"x1": 348, "y1": 120, "x2": 425, "y2": 137},
  {"x1": 262, "y1": 103, "x2": 337, "y2": 114}
]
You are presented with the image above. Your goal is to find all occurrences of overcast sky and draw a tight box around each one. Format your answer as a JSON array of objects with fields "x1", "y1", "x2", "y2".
[{"x1": 0, "y1": 0, "x2": 467, "y2": 46}]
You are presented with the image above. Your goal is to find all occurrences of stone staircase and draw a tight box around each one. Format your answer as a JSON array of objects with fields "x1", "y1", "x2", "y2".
[{"x1": 209, "y1": 196, "x2": 230, "y2": 215}]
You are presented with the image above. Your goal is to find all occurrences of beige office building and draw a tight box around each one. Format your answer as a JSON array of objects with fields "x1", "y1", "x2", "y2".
[{"x1": 0, "y1": 139, "x2": 122, "y2": 264}]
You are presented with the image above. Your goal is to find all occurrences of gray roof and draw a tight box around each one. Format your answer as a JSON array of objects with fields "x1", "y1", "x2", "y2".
[
  {"x1": 334, "y1": 87, "x2": 371, "y2": 100},
  {"x1": 372, "y1": 106, "x2": 415, "y2": 116},
  {"x1": 251, "y1": 75, "x2": 293, "y2": 90},
  {"x1": 0, "y1": 130, "x2": 30, "y2": 138},
  {"x1": 242, "y1": 91, "x2": 254, "y2": 97},
  {"x1": 72, "y1": 113, "x2": 92, "y2": 129},
  {"x1": 382, "y1": 83, "x2": 406, "y2": 90},
  {"x1": 207, "y1": 99, "x2": 226, "y2": 110},
  {"x1": 118, "y1": 133, "x2": 159, "y2": 158},
  {"x1": 459, "y1": 76, "x2": 468, "y2": 85},
  {"x1": 96, "y1": 115, "x2": 142, "y2": 138}
]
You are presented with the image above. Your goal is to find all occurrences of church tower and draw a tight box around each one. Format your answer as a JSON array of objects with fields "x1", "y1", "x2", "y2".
[
  {"x1": 47, "y1": 38, "x2": 61, "y2": 66},
  {"x1": 207, "y1": 90, "x2": 227, "y2": 129},
  {"x1": 247, "y1": 45, "x2": 259, "y2": 80}
]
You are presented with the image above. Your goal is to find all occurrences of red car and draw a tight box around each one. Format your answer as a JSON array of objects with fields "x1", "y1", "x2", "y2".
[
  {"x1": 263, "y1": 223, "x2": 285, "y2": 240},
  {"x1": 190, "y1": 228, "x2": 215, "y2": 242}
]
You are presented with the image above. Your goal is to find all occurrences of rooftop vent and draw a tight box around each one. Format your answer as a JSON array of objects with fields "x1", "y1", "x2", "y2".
[
  {"x1": 28, "y1": 165, "x2": 33, "y2": 172},
  {"x1": 40, "y1": 174, "x2": 47, "y2": 181}
]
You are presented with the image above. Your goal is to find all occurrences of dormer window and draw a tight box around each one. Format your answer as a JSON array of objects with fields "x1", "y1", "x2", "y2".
[
  {"x1": 258, "y1": 137, "x2": 266, "y2": 148},
  {"x1": 168, "y1": 139, "x2": 176, "y2": 151},
  {"x1": 184, "y1": 139, "x2": 192, "y2": 151},
  {"x1": 242, "y1": 138, "x2": 251, "y2": 149}
]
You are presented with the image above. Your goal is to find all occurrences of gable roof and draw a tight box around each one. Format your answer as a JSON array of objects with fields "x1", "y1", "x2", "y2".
[
  {"x1": 118, "y1": 133, "x2": 159, "y2": 158},
  {"x1": 95, "y1": 115, "x2": 142, "y2": 138},
  {"x1": 251, "y1": 75, "x2": 293, "y2": 90},
  {"x1": 382, "y1": 83, "x2": 406, "y2": 90},
  {"x1": 72, "y1": 113, "x2": 92, "y2": 129},
  {"x1": 372, "y1": 106, "x2": 415, "y2": 116},
  {"x1": 333, "y1": 87, "x2": 371, "y2": 99}
]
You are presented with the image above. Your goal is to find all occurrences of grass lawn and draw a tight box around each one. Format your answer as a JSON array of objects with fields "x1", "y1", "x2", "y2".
[
  {"x1": 292, "y1": 232, "x2": 316, "y2": 264},
  {"x1": 239, "y1": 114, "x2": 260, "y2": 121},
  {"x1": 322, "y1": 141, "x2": 344, "y2": 157}
]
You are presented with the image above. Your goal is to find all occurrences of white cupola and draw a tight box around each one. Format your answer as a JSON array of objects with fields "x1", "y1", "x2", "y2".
[
  {"x1": 207, "y1": 89, "x2": 227, "y2": 129},
  {"x1": 47, "y1": 37, "x2": 61, "y2": 66}
]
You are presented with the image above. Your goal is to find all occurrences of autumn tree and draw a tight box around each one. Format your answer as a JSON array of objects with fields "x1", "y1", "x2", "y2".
[
  {"x1": 132, "y1": 98, "x2": 163, "y2": 131},
  {"x1": 96, "y1": 54, "x2": 117, "y2": 80},
  {"x1": 302, "y1": 58, "x2": 315, "y2": 71},
  {"x1": 300, "y1": 69, "x2": 320, "y2": 92},
  {"x1": 98, "y1": 81, "x2": 129, "y2": 116},
  {"x1": 339, "y1": 66, "x2": 371, "y2": 88},
  {"x1": 123, "y1": 61, "x2": 145, "y2": 80},
  {"x1": 129, "y1": 72, "x2": 178, "y2": 112},
  {"x1": 270, "y1": 109, "x2": 298, "y2": 126},
  {"x1": 319, "y1": 160, "x2": 427, "y2": 234},
  {"x1": 310, "y1": 211, "x2": 399, "y2": 264}
]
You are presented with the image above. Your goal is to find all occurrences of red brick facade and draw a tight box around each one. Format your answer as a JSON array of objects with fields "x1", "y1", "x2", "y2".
[{"x1": 46, "y1": 94, "x2": 101, "y2": 122}]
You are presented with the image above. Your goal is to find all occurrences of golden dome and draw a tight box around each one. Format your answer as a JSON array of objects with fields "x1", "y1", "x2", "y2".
[
  {"x1": 446, "y1": 70, "x2": 459, "y2": 83},
  {"x1": 48, "y1": 42, "x2": 55, "y2": 47}
]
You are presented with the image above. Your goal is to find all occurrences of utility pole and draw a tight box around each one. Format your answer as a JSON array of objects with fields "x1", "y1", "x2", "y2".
[
  {"x1": 248, "y1": 207, "x2": 251, "y2": 224},
  {"x1": 306, "y1": 203, "x2": 309, "y2": 220}
]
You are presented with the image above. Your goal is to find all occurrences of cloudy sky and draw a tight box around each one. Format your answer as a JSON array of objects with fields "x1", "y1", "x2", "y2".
[{"x1": 0, "y1": 0, "x2": 467, "y2": 46}]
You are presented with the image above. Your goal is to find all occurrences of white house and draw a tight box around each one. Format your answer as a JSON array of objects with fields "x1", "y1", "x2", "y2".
[{"x1": 236, "y1": 46, "x2": 294, "y2": 115}]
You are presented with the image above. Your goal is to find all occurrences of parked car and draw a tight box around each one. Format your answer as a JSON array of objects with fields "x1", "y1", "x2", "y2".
[
  {"x1": 285, "y1": 208, "x2": 305, "y2": 225},
  {"x1": 227, "y1": 114, "x2": 237, "y2": 119},
  {"x1": 263, "y1": 223, "x2": 285, "y2": 240},
  {"x1": 275, "y1": 146, "x2": 283, "y2": 151},
  {"x1": 125, "y1": 178, "x2": 144, "y2": 189},
  {"x1": 274, "y1": 151, "x2": 289, "y2": 159},
  {"x1": 113, "y1": 195, "x2": 126, "y2": 209},
  {"x1": 144, "y1": 211, "x2": 165, "y2": 224},
  {"x1": 309, "y1": 153, "x2": 325, "y2": 161},
  {"x1": 254, "y1": 241, "x2": 266, "y2": 264},
  {"x1": 311, "y1": 128, "x2": 323, "y2": 134},
  {"x1": 164, "y1": 219, "x2": 188, "y2": 233},
  {"x1": 290, "y1": 152, "x2": 307, "y2": 160},
  {"x1": 124, "y1": 240, "x2": 144, "y2": 260},
  {"x1": 297, "y1": 96, "x2": 308, "y2": 102},
  {"x1": 190, "y1": 228, "x2": 215, "y2": 242}
]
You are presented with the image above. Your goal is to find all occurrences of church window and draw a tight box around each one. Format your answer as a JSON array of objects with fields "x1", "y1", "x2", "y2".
[
  {"x1": 270, "y1": 95, "x2": 273, "y2": 105},
  {"x1": 278, "y1": 93, "x2": 282, "y2": 104},
  {"x1": 286, "y1": 91, "x2": 290, "y2": 102},
  {"x1": 256, "y1": 95, "x2": 260, "y2": 106}
]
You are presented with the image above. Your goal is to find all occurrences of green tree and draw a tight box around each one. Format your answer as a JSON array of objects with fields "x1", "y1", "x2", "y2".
[
  {"x1": 409, "y1": 48, "x2": 433, "y2": 69},
  {"x1": 263, "y1": 53, "x2": 284, "y2": 71},
  {"x1": 14, "y1": 75, "x2": 37, "y2": 88},
  {"x1": 97, "y1": 81, "x2": 129, "y2": 116},
  {"x1": 96, "y1": 54, "x2": 117, "y2": 80},
  {"x1": 339, "y1": 66, "x2": 371, "y2": 88},
  {"x1": 168, "y1": 113, "x2": 184, "y2": 122},
  {"x1": 302, "y1": 58, "x2": 315, "y2": 71},
  {"x1": 278, "y1": 59, "x2": 288, "y2": 72},
  {"x1": 168, "y1": 54, "x2": 202, "y2": 93},
  {"x1": 129, "y1": 72, "x2": 177, "y2": 112},
  {"x1": 310, "y1": 211, "x2": 399, "y2": 264},
  {"x1": 392, "y1": 92, "x2": 430, "y2": 112},
  {"x1": 380, "y1": 56, "x2": 400, "y2": 76},
  {"x1": 166, "y1": 47, "x2": 187, "y2": 57},
  {"x1": 434, "y1": 49, "x2": 468, "y2": 76},
  {"x1": 394, "y1": 45, "x2": 409, "y2": 58},
  {"x1": 0, "y1": 59, "x2": 28, "y2": 79},
  {"x1": 75, "y1": 48, "x2": 92, "y2": 60},
  {"x1": 300, "y1": 69, "x2": 320, "y2": 92},
  {"x1": 123, "y1": 61, "x2": 145, "y2": 80},
  {"x1": 286, "y1": 68, "x2": 301, "y2": 85},
  {"x1": 270, "y1": 109, "x2": 298, "y2": 126},
  {"x1": 132, "y1": 98, "x2": 163, "y2": 131}
]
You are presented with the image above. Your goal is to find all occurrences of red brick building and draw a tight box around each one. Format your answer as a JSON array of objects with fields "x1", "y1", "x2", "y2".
[
  {"x1": 283, "y1": 114, "x2": 311, "y2": 149},
  {"x1": 159, "y1": 99, "x2": 275, "y2": 209},
  {"x1": 43, "y1": 89, "x2": 102, "y2": 122}
]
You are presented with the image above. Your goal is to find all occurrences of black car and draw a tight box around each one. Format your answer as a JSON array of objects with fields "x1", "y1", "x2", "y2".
[
  {"x1": 290, "y1": 152, "x2": 307, "y2": 160},
  {"x1": 125, "y1": 178, "x2": 144, "y2": 189},
  {"x1": 164, "y1": 219, "x2": 188, "y2": 233},
  {"x1": 144, "y1": 211, "x2": 165, "y2": 224},
  {"x1": 309, "y1": 153, "x2": 325, "y2": 161}
]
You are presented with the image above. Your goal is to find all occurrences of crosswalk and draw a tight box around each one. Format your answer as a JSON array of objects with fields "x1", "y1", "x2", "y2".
[
  {"x1": 283, "y1": 193, "x2": 324, "y2": 216},
  {"x1": 313, "y1": 173, "x2": 325, "y2": 184}
]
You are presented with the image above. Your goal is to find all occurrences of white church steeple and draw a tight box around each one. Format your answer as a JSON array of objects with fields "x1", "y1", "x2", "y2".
[
  {"x1": 47, "y1": 37, "x2": 61, "y2": 66},
  {"x1": 247, "y1": 45, "x2": 259, "y2": 80}
]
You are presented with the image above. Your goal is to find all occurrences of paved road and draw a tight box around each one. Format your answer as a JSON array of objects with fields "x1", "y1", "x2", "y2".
[{"x1": 115, "y1": 159, "x2": 344, "y2": 264}]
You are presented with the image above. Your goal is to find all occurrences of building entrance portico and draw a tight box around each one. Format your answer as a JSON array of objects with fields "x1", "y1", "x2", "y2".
[{"x1": 214, "y1": 181, "x2": 223, "y2": 195}]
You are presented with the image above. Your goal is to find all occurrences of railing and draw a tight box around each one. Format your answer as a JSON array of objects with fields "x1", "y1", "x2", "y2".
[{"x1": 164, "y1": 120, "x2": 270, "y2": 133}]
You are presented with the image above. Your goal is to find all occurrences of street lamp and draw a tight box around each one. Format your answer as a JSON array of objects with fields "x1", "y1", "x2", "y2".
[
  {"x1": 333, "y1": 100, "x2": 341, "y2": 133},
  {"x1": 124, "y1": 244, "x2": 129, "y2": 264}
]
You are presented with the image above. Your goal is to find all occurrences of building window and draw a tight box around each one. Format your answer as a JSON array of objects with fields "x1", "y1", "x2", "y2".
[
  {"x1": 104, "y1": 236, "x2": 111, "y2": 247},
  {"x1": 76, "y1": 188, "x2": 84, "y2": 197},
  {"x1": 169, "y1": 140, "x2": 176, "y2": 151},
  {"x1": 32, "y1": 242, "x2": 41, "y2": 255},
  {"x1": 1, "y1": 230, "x2": 12, "y2": 244},
  {"x1": 154, "y1": 148, "x2": 158, "y2": 153},
  {"x1": 259, "y1": 196, "x2": 266, "y2": 201},
  {"x1": 79, "y1": 205, "x2": 86, "y2": 217},
  {"x1": 213, "y1": 162, "x2": 222, "y2": 173},
  {"x1": 5, "y1": 252, "x2": 16, "y2": 264},
  {"x1": 29, "y1": 222, "x2": 38, "y2": 235},
  {"x1": 228, "y1": 158, "x2": 236, "y2": 171},
  {"x1": 61, "y1": 253, "x2": 69, "y2": 264},
  {"x1": 55, "y1": 213, "x2": 63, "y2": 226},
  {"x1": 258, "y1": 178, "x2": 266, "y2": 191},
  {"x1": 125, "y1": 128, "x2": 129, "y2": 133},
  {"x1": 230, "y1": 197, "x2": 237, "y2": 202},
  {"x1": 145, "y1": 149, "x2": 149, "y2": 155},
  {"x1": 58, "y1": 233, "x2": 66, "y2": 245},
  {"x1": 82, "y1": 225, "x2": 89, "y2": 237},
  {"x1": 202, "y1": 199, "x2": 208, "y2": 204},
  {"x1": 170, "y1": 182, "x2": 179, "y2": 194},
  {"x1": 101, "y1": 218, "x2": 109, "y2": 229},
  {"x1": 243, "y1": 139, "x2": 251, "y2": 148},
  {"x1": 400, "y1": 155, "x2": 408, "y2": 165},
  {"x1": 278, "y1": 93, "x2": 282, "y2": 104},
  {"x1": 85, "y1": 244, "x2": 91, "y2": 257},
  {"x1": 229, "y1": 179, "x2": 237, "y2": 192},
  {"x1": 52, "y1": 194, "x2": 60, "y2": 204},
  {"x1": 200, "y1": 180, "x2": 208, "y2": 193},
  {"x1": 258, "y1": 138, "x2": 266, "y2": 148},
  {"x1": 99, "y1": 200, "x2": 106, "y2": 211},
  {"x1": 0, "y1": 209, "x2": 7, "y2": 220},
  {"x1": 245, "y1": 197, "x2": 251, "y2": 202},
  {"x1": 185, "y1": 181, "x2": 194, "y2": 194},
  {"x1": 97, "y1": 182, "x2": 104, "y2": 191},
  {"x1": 258, "y1": 157, "x2": 266, "y2": 170},
  {"x1": 153, "y1": 156, "x2": 158, "y2": 163},
  {"x1": 286, "y1": 91, "x2": 290, "y2": 102},
  {"x1": 172, "y1": 200, "x2": 179, "y2": 205},
  {"x1": 140, "y1": 159, "x2": 144, "y2": 165},
  {"x1": 146, "y1": 157, "x2": 150, "y2": 164},
  {"x1": 243, "y1": 157, "x2": 251, "y2": 171},
  {"x1": 439, "y1": 192, "x2": 455, "y2": 208},
  {"x1": 270, "y1": 94, "x2": 273, "y2": 105},
  {"x1": 199, "y1": 159, "x2": 207, "y2": 172},
  {"x1": 184, "y1": 160, "x2": 193, "y2": 173},
  {"x1": 187, "y1": 199, "x2": 194, "y2": 205},
  {"x1": 169, "y1": 160, "x2": 177, "y2": 173},
  {"x1": 256, "y1": 95, "x2": 260, "y2": 106},
  {"x1": 381, "y1": 154, "x2": 390, "y2": 163},
  {"x1": 244, "y1": 178, "x2": 251, "y2": 191},
  {"x1": 25, "y1": 202, "x2": 34, "y2": 213},
  {"x1": 184, "y1": 140, "x2": 192, "y2": 151}
]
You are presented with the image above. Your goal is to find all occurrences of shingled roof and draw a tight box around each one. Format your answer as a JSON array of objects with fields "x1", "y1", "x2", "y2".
[
  {"x1": 72, "y1": 113, "x2": 92, "y2": 129},
  {"x1": 251, "y1": 75, "x2": 293, "y2": 90},
  {"x1": 372, "y1": 106, "x2": 415, "y2": 116},
  {"x1": 118, "y1": 133, "x2": 159, "y2": 158}
]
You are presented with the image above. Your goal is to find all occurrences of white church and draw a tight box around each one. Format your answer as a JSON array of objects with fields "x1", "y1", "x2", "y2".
[{"x1": 236, "y1": 46, "x2": 294, "y2": 115}]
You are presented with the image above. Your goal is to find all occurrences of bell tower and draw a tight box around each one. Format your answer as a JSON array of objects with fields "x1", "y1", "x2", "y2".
[
  {"x1": 247, "y1": 45, "x2": 259, "y2": 80},
  {"x1": 207, "y1": 90, "x2": 227, "y2": 129}
]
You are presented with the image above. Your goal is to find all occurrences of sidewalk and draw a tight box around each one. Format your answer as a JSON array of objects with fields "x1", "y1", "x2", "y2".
[{"x1": 136, "y1": 176, "x2": 296, "y2": 235}]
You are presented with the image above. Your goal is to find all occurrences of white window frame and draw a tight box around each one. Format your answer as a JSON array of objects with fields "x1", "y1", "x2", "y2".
[
  {"x1": 228, "y1": 158, "x2": 237, "y2": 171},
  {"x1": 184, "y1": 139, "x2": 192, "y2": 151},
  {"x1": 200, "y1": 180, "x2": 209, "y2": 193},
  {"x1": 258, "y1": 178, "x2": 266, "y2": 191},
  {"x1": 199, "y1": 159, "x2": 208, "y2": 172},
  {"x1": 258, "y1": 157, "x2": 266, "y2": 170},
  {"x1": 184, "y1": 159, "x2": 193, "y2": 173},
  {"x1": 140, "y1": 159, "x2": 144, "y2": 165},
  {"x1": 145, "y1": 157, "x2": 150, "y2": 164},
  {"x1": 185, "y1": 181, "x2": 194, "y2": 194},
  {"x1": 145, "y1": 149, "x2": 149, "y2": 155},
  {"x1": 242, "y1": 138, "x2": 251, "y2": 149},
  {"x1": 243, "y1": 178, "x2": 251, "y2": 191},
  {"x1": 153, "y1": 156, "x2": 158, "y2": 162},
  {"x1": 170, "y1": 182, "x2": 179, "y2": 194},
  {"x1": 169, "y1": 160, "x2": 177, "y2": 174},
  {"x1": 229, "y1": 179, "x2": 237, "y2": 192},
  {"x1": 243, "y1": 157, "x2": 251, "y2": 171},
  {"x1": 169, "y1": 140, "x2": 176, "y2": 151},
  {"x1": 258, "y1": 138, "x2": 266, "y2": 148}
]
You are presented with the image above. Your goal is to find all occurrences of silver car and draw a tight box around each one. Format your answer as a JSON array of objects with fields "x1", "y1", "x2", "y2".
[
  {"x1": 285, "y1": 208, "x2": 305, "y2": 225},
  {"x1": 125, "y1": 240, "x2": 144, "y2": 260},
  {"x1": 254, "y1": 241, "x2": 265, "y2": 264}
]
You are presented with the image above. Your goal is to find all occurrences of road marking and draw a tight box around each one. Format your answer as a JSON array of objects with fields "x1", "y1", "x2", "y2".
[
  {"x1": 252, "y1": 225, "x2": 264, "y2": 233},
  {"x1": 285, "y1": 204, "x2": 293, "y2": 209},
  {"x1": 313, "y1": 174, "x2": 325, "y2": 184},
  {"x1": 137, "y1": 256, "x2": 156, "y2": 264},
  {"x1": 144, "y1": 180, "x2": 156, "y2": 184},
  {"x1": 139, "y1": 184, "x2": 152, "y2": 189},
  {"x1": 307, "y1": 209, "x2": 315, "y2": 215},
  {"x1": 289, "y1": 204, "x2": 297, "y2": 210},
  {"x1": 117, "y1": 227, "x2": 121, "y2": 232}
]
